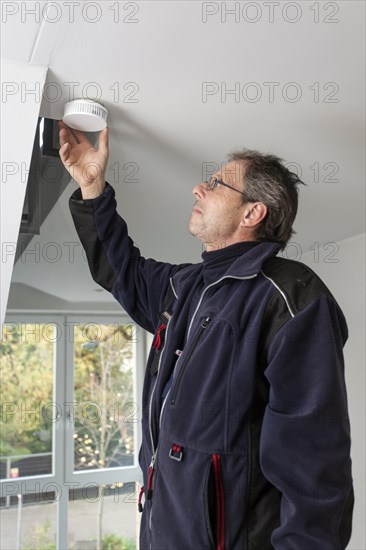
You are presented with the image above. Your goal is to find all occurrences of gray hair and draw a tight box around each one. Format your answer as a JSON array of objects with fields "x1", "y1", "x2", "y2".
[{"x1": 227, "y1": 148, "x2": 305, "y2": 249}]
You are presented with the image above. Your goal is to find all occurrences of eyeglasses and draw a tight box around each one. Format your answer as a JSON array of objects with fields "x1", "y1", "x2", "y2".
[{"x1": 205, "y1": 176, "x2": 247, "y2": 198}]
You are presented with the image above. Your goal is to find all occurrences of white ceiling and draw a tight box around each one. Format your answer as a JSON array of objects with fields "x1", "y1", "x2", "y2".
[{"x1": 3, "y1": 0, "x2": 365, "y2": 308}]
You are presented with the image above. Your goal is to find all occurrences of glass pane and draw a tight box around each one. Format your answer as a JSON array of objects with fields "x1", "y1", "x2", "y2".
[
  {"x1": 0, "y1": 491, "x2": 56, "y2": 549},
  {"x1": 0, "y1": 323, "x2": 55, "y2": 479},
  {"x1": 73, "y1": 324, "x2": 136, "y2": 472},
  {"x1": 68, "y1": 482, "x2": 139, "y2": 549}
]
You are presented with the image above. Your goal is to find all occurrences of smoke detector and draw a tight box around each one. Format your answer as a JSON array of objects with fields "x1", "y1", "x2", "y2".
[{"x1": 63, "y1": 99, "x2": 108, "y2": 132}]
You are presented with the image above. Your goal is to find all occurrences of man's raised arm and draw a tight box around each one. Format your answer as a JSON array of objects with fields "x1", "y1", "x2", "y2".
[{"x1": 58, "y1": 122, "x2": 186, "y2": 333}]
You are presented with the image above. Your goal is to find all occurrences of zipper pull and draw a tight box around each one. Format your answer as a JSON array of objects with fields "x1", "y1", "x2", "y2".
[
  {"x1": 138, "y1": 485, "x2": 145, "y2": 512},
  {"x1": 147, "y1": 454, "x2": 156, "y2": 500},
  {"x1": 152, "y1": 323, "x2": 166, "y2": 350},
  {"x1": 201, "y1": 316, "x2": 211, "y2": 328},
  {"x1": 149, "y1": 453, "x2": 157, "y2": 469}
]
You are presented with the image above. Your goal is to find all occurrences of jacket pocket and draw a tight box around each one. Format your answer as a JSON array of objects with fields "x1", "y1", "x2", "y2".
[
  {"x1": 204, "y1": 454, "x2": 225, "y2": 550},
  {"x1": 170, "y1": 316, "x2": 211, "y2": 404}
]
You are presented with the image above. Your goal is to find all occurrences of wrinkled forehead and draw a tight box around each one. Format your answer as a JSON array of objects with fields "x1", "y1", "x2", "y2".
[{"x1": 214, "y1": 160, "x2": 247, "y2": 186}]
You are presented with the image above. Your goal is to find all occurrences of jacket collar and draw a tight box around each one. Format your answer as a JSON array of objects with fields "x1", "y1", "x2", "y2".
[{"x1": 171, "y1": 241, "x2": 281, "y2": 296}]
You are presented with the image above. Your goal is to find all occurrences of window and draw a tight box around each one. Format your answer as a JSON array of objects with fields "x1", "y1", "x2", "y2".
[{"x1": 0, "y1": 314, "x2": 144, "y2": 550}]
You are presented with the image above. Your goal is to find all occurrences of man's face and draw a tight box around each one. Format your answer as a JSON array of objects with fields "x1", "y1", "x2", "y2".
[{"x1": 188, "y1": 161, "x2": 248, "y2": 250}]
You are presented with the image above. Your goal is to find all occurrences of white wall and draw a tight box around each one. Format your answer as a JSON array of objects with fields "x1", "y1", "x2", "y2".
[
  {"x1": 299, "y1": 233, "x2": 365, "y2": 549},
  {"x1": 0, "y1": 59, "x2": 47, "y2": 327}
]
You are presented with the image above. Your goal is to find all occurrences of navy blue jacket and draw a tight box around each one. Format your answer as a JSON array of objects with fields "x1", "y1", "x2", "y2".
[{"x1": 69, "y1": 182, "x2": 353, "y2": 549}]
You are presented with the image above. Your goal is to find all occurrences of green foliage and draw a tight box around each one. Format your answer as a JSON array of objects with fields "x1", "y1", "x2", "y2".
[
  {"x1": 102, "y1": 533, "x2": 136, "y2": 550},
  {"x1": 0, "y1": 324, "x2": 54, "y2": 457},
  {"x1": 22, "y1": 519, "x2": 56, "y2": 550}
]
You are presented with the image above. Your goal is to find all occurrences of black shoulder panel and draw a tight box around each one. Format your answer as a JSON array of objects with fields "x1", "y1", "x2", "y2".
[
  {"x1": 258, "y1": 256, "x2": 337, "y2": 366},
  {"x1": 261, "y1": 256, "x2": 335, "y2": 317}
]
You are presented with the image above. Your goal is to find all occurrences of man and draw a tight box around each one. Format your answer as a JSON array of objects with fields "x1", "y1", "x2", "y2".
[{"x1": 59, "y1": 120, "x2": 353, "y2": 549}]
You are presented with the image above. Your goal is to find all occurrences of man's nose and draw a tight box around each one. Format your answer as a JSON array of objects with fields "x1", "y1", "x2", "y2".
[{"x1": 192, "y1": 181, "x2": 207, "y2": 199}]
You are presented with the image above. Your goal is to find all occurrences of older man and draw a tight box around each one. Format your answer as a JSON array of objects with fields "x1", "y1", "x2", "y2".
[{"x1": 59, "y1": 121, "x2": 353, "y2": 549}]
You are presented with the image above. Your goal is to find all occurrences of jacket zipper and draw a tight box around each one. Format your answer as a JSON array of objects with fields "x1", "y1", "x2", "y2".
[
  {"x1": 148, "y1": 309, "x2": 173, "y2": 457},
  {"x1": 146, "y1": 308, "x2": 173, "y2": 544},
  {"x1": 212, "y1": 454, "x2": 225, "y2": 550}
]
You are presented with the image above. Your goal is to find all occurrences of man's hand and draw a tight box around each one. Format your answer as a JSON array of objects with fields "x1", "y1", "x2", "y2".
[{"x1": 58, "y1": 120, "x2": 109, "y2": 199}]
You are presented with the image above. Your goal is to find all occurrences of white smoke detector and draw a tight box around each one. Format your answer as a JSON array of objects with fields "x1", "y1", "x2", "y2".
[{"x1": 63, "y1": 99, "x2": 108, "y2": 132}]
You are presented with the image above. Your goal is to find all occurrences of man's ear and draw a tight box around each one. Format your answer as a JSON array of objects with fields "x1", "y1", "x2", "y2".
[{"x1": 240, "y1": 202, "x2": 268, "y2": 229}]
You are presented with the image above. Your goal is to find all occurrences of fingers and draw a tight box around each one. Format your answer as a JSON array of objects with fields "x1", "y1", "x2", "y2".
[
  {"x1": 99, "y1": 127, "x2": 109, "y2": 155},
  {"x1": 59, "y1": 142, "x2": 70, "y2": 164},
  {"x1": 58, "y1": 120, "x2": 78, "y2": 147},
  {"x1": 70, "y1": 127, "x2": 90, "y2": 144},
  {"x1": 58, "y1": 121, "x2": 67, "y2": 148}
]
